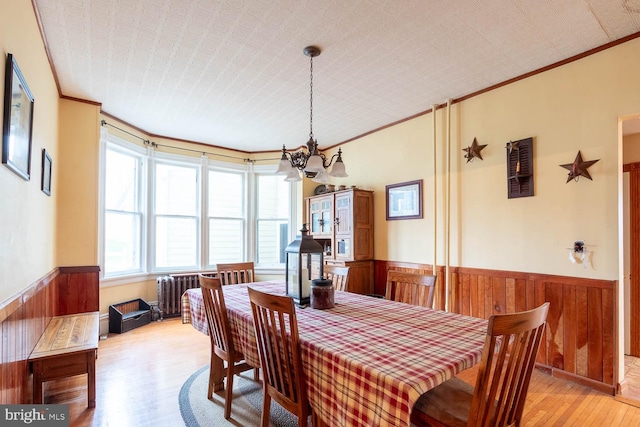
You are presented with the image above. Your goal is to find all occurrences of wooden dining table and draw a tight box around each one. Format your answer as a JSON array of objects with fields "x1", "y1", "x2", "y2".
[{"x1": 182, "y1": 281, "x2": 488, "y2": 427}]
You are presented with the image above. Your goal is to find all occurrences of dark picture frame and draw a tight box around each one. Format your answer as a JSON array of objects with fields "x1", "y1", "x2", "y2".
[
  {"x1": 2, "y1": 53, "x2": 34, "y2": 181},
  {"x1": 41, "y1": 149, "x2": 52, "y2": 196},
  {"x1": 386, "y1": 179, "x2": 423, "y2": 220}
]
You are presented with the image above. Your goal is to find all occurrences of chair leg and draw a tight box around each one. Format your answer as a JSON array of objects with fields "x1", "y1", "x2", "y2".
[
  {"x1": 253, "y1": 367, "x2": 260, "y2": 381},
  {"x1": 207, "y1": 358, "x2": 215, "y2": 400},
  {"x1": 261, "y1": 391, "x2": 271, "y2": 427},
  {"x1": 224, "y1": 361, "x2": 234, "y2": 419},
  {"x1": 299, "y1": 403, "x2": 310, "y2": 427}
]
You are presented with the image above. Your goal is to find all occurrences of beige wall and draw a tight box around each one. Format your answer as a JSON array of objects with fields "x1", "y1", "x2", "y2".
[
  {"x1": 0, "y1": 0, "x2": 60, "y2": 302},
  {"x1": 57, "y1": 99, "x2": 101, "y2": 266},
  {"x1": 325, "y1": 38, "x2": 640, "y2": 282}
]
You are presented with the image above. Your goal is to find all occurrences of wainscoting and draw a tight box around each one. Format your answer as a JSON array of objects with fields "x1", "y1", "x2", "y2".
[
  {"x1": 375, "y1": 261, "x2": 617, "y2": 395},
  {"x1": 0, "y1": 266, "x2": 99, "y2": 404}
]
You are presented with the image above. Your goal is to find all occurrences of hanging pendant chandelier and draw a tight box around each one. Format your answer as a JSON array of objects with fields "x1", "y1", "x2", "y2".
[{"x1": 275, "y1": 46, "x2": 348, "y2": 183}]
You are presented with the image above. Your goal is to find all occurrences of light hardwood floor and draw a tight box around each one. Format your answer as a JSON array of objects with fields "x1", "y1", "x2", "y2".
[
  {"x1": 617, "y1": 355, "x2": 640, "y2": 407},
  {"x1": 43, "y1": 318, "x2": 640, "y2": 426}
]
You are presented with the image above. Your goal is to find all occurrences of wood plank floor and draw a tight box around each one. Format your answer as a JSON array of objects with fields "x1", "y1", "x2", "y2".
[
  {"x1": 617, "y1": 355, "x2": 640, "y2": 406},
  {"x1": 42, "y1": 318, "x2": 640, "y2": 426},
  {"x1": 44, "y1": 318, "x2": 210, "y2": 426}
]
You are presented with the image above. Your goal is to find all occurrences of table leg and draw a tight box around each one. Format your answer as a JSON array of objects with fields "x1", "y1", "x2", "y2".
[{"x1": 312, "y1": 407, "x2": 329, "y2": 427}]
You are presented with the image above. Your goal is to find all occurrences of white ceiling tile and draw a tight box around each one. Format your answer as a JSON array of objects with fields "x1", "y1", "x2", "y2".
[{"x1": 31, "y1": 0, "x2": 640, "y2": 151}]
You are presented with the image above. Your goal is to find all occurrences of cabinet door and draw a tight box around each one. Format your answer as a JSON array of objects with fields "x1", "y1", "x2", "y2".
[
  {"x1": 335, "y1": 236, "x2": 352, "y2": 259},
  {"x1": 308, "y1": 195, "x2": 333, "y2": 235},
  {"x1": 320, "y1": 198, "x2": 333, "y2": 234},
  {"x1": 334, "y1": 193, "x2": 352, "y2": 234}
]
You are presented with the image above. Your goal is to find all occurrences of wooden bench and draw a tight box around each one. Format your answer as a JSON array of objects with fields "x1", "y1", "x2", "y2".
[{"x1": 29, "y1": 312, "x2": 99, "y2": 408}]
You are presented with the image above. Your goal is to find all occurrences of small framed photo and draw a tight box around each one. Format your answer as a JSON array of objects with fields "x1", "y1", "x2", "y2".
[
  {"x1": 41, "y1": 149, "x2": 52, "y2": 196},
  {"x1": 2, "y1": 53, "x2": 34, "y2": 181},
  {"x1": 386, "y1": 179, "x2": 423, "y2": 220}
]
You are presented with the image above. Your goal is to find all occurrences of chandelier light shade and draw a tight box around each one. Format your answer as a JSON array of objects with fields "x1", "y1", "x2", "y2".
[{"x1": 275, "y1": 46, "x2": 348, "y2": 183}]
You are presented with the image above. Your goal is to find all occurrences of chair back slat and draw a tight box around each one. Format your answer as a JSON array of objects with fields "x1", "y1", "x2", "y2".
[
  {"x1": 468, "y1": 302, "x2": 550, "y2": 427},
  {"x1": 199, "y1": 275, "x2": 235, "y2": 358},
  {"x1": 248, "y1": 287, "x2": 308, "y2": 421},
  {"x1": 216, "y1": 262, "x2": 255, "y2": 285},
  {"x1": 324, "y1": 265, "x2": 350, "y2": 291},
  {"x1": 385, "y1": 270, "x2": 437, "y2": 308}
]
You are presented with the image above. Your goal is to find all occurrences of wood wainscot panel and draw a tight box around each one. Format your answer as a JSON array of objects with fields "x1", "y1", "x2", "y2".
[
  {"x1": 0, "y1": 265, "x2": 100, "y2": 404},
  {"x1": 0, "y1": 268, "x2": 57, "y2": 404},
  {"x1": 449, "y1": 266, "x2": 617, "y2": 394},
  {"x1": 57, "y1": 266, "x2": 100, "y2": 315}
]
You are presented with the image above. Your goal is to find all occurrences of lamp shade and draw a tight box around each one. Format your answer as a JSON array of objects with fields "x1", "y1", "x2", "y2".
[
  {"x1": 285, "y1": 224, "x2": 324, "y2": 306},
  {"x1": 305, "y1": 154, "x2": 325, "y2": 173},
  {"x1": 329, "y1": 148, "x2": 348, "y2": 177},
  {"x1": 329, "y1": 159, "x2": 348, "y2": 177},
  {"x1": 284, "y1": 169, "x2": 302, "y2": 182},
  {"x1": 275, "y1": 158, "x2": 294, "y2": 175},
  {"x1": 312, "y1": 169, "x2": 330, "y2": 183}
]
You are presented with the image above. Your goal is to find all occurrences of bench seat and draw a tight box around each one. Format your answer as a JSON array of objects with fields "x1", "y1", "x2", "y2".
[{"x1": 29, "y1": 312, "x2": 99, "y2": 408}]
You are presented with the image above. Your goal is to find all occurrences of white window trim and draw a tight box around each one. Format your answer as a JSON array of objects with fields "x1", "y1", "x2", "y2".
[
  {"x1": 98, "y1": 138, "x2": 295, "y2": 283},
  {"x1": 149, "y1": 153, "x2": 202, "y2": 273},
  {"x1": 203, "y1": 160, "x2": 248, "y2": 269},
  {"x1": 99, "y1": 130, "x2": 148, "y2": 279}
]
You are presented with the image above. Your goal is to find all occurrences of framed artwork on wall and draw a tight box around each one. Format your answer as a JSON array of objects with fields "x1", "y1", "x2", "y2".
[
  {"x1": 41, "y1": 149, "x2": 51, "y2": 196},
  {"x1": 2, "y1": 53, "x2": 34, "y2": 181},
  {"x1": 386, "y1": 179, "x2": 423, "y2": 220}
]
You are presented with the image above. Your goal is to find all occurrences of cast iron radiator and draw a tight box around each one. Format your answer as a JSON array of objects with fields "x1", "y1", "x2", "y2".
[{"x1": 156, "y1": 272, "x2": 216, "y2": 320}]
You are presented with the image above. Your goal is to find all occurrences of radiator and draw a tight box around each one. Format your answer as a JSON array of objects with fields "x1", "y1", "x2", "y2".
[{"x1": 156, "y1": 272, "x2": 216, "y2": 320}]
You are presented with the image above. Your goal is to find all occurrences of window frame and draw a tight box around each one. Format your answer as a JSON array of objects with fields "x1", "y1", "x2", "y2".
[
  {"x1": 203, "y1": 160, "x2": 248, "y2": 270},
  {"x1": 149, "y1": 152, "x2": 202, "y2": 273},
  {"x1": 98, "y1": 134, "x2": 296, "y2": 283},
  {"x1": 253, "y1": 169, "x2": 295, "y2": 269},
  {"x1": 98, "y1": 130, "x2": 148, "y2": 278}
]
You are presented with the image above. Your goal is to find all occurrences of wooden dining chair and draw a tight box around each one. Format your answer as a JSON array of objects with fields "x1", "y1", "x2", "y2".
[
  {"x1": 248, "y1": 287, "x2": 310, "y2": 427},
  {"x1": 385, "y1": 270, "x2": 437, "y2": 308},
  {"x1": 410, "y1": 302, "x2": 550, "y2": 427},
  {"x1": 216, "y1": 261, "x2": 255, "y2": 285},
  {"x1": 199, "y1": 274, "x2": 258, "y2": 419},
  {"x1": 324, "y1": 265, "x2": 350, "y2": 291}
]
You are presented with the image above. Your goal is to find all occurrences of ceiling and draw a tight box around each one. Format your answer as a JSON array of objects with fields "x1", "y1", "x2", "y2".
[{"x1": 32, "y1": 0, "x2": 640, "y2": 153}]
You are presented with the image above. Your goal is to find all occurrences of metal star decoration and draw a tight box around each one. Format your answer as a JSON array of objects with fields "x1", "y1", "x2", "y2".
[
  {"x1": 506, "y1": 140, "x2": 520, "y2": 154},
  {"x1": 463, "y1": 137, "x2": 488, "y2": 163},
  {"x1": 559, "y1": 151, "x2": 599, "y2": 183}
]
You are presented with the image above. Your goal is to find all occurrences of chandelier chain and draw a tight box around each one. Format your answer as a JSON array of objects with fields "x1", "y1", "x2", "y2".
[{"x1": 309, "y1": 53, "x2": 313, "y2": 139}]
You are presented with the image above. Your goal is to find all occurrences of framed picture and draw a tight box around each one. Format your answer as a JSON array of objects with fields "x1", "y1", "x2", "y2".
[
  {"x1": 2, "y1": 53, "x2": 34, "y2": 181},
  {"x1": 386, "y1": 179, "x2": 423, "y2": 220},
  {"x1": 41, "y1": 149, "x2": 52, "y2": 196}
]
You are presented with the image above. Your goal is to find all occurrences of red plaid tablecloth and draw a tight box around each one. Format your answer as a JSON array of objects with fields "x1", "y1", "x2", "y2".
[{"x1": 182, "y1": 282, "x2": 488, "y2": 427}]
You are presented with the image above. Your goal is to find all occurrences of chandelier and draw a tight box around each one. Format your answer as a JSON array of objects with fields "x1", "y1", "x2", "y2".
[{"x1": 275, "y1": 46, "x2": 348, "y2": 183}]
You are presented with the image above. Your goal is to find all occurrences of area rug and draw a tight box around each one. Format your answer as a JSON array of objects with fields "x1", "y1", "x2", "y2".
[{"x1": 179, "y1": 366, "x2": 302, "y2": 426}]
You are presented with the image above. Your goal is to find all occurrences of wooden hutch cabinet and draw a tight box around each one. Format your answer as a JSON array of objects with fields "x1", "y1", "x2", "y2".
[{"x1": 305, "y1": 189, "x2": 374, "y2": 294}]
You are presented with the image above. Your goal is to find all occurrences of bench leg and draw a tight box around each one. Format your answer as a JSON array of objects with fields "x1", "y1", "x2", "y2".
[
  {"x1": 32, "y1": 366, "x2": 44, "y2": 404},
  {"x1": 87, "y1": 350, "x2": 96, "y2": 408}
]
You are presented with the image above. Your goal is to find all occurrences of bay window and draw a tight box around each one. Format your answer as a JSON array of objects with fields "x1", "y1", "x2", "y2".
[{"x1": 99, "y1": 133, "x2": 294, "y2": 279}]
